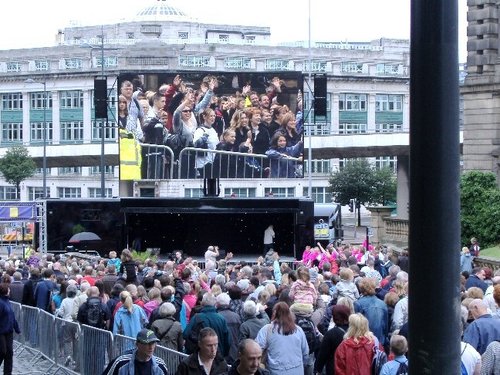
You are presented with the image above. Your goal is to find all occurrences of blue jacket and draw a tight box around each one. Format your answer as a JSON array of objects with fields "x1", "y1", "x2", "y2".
[
  {"x1": 463, "y1": 314, "x2": 500, "y2": 354},
  {"x1": 354, "y1": 295, "x2": 389, "y2": 345},
  {"x1": 113, "y1": 305, "x2": 148, "y2": 338},
  {"x1": 183, "y1": 305, "x2": 231, "y2": 357},
  {"x1": 265, "y1": 142, "x2": 303, "y2": 178},
  {"x1": 0, "y1": 296, "x2": 20, "y2": 335},
  {"x1": 34, "y1": 279, "x2": 56, "y2": 312}
]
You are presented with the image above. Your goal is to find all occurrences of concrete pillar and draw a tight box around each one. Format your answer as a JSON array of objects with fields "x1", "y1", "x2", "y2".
[
  {"x1": 366, "y1": 206, "x2": 393, "y2": 245},
  {"x1": 396, "y1": 155, "x2": 409, "y2": 220}
]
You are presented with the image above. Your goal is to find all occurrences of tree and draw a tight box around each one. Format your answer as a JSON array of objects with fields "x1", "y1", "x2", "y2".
[
  {"x1": 460, "y1": 171, "x2": 500, "y2": 247},
  {"x1": 0, "y1": 146, "x2": 36, "y2": 200},
  {"x1": 328, "y1": 159, "x2": 396, "y2": 206}
]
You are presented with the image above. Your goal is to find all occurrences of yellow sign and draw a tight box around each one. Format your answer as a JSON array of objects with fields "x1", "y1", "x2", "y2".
[{"x1": 9, "y1": 207, "x2": 18, "y2": 218}]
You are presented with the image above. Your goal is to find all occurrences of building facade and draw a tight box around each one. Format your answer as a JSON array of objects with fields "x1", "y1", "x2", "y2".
[{"x1": 0, "y1": 1, "x2": 410, "y2": 202}]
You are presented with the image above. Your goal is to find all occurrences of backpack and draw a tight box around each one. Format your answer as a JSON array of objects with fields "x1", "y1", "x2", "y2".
[
  {"x1": 296, "y1": 316, "x2": 320, "y2": 355},
  {"x1": 371, "y1": 343, "x2": 388, "y2": 375},
  {"x1": 86, "y1": 298, "x2": 105, "y2": 328},
  {"x1": 184, "y1": 314, "x2": 210, "y2": 354},
  {"x1": 395, "y1": 359, "x2": 409, "y2": 375}
]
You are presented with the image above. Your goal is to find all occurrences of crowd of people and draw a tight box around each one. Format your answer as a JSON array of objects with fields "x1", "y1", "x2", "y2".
[
  {"x1": 0, "y1": 238, "x2": 499, "y2": 374},
  {"x1": 118, "y1": 73, "x2": 304, "y2": 180}
]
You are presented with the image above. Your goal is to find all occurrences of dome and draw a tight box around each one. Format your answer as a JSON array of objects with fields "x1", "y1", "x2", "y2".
[{"x1": 135, "y1": 0, "x2": 192, "y2": 22}]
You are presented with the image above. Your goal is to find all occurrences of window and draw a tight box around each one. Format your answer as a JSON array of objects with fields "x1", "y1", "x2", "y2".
[
  {"x1": 35, "y1": 60, "x2": 49, "y2": 71},
  {"x1": 304, "y1": 160, "x2": 332, "y2": 174},
  {"x1": 30, "y1": 92, "x2": 52, "y2": 109},
  {"x1": 375, "y1": 94, "x2": 403, "y2": 112},
  {"x1": 178, "y1": 31, "x2": 189, "y2": 40},
  {"x1": 2, "y1": 93, "x2": 23, "y2": 110},
  {"x1": 0, "y1": 186, "x2": 18, "y2": 200},
  {"x1": 88, "y1": 188, "x2": 113, "y2": 198},
  {"x1": 375, "y1": 123, "x2": 403, "y2": 133},
  {"x1": 60, "y1": 121, "x2": 84, "y2": 141},
  {"x1": 245, "y1": 35, "x2": 256, "y2": 43},
  {"x1": 28, "y1": 187, "x2": 50, "y2": 200},
  {"x1": 57, "y1": 187, "x2": 81, "y2": 198},
  {"x1": 64, "y1": 58, "x2": 82, "y2": 69},
  {"x1": 265, "y1": 59, "x2": 292, "y2": 71},
  {"x1": 341, "y1": 61, "x2": 363, "y2": 73},
  {"x1": 58, "y1": 167, "x2": 82, "y2": 175},
  {"x1": 219, "y1": 34, "x2": 229, "y2": 43},
  {"x1": 92, "y1": 121, "x2": 117, "y2": 141},
  {"x1": 179, "y1": 55, "x2": 211, "y2": 68},
  {"x1": 2, "y1": 123, "x2": 22, "y2": 142},
  {"x1": 60, "y1": 91, "x2": 83, "y2": 108},
  {"x1": 184, "y1": 188, "x2": 203, "y2": 198},
  {"x1": 223, "y1": 188, "x2": 256, "y2": 198},
  {"x1": 264, "y1": 187, "x2": 295, "y2": 198},
  {"x1": 304, "y1": 61, "x2": 327, "y2": 72},
  {"x1": 339, "y1": 94, "x2": 367, "y2": 111},
  {"x1": 376, "y1": 63, "x2": 401, "y2": 75},
  {"x1": 224, "y1": 57, "x2": 252, "y2": 70},
  {"x1": 303, "y1": 187, "x2": 331, "y2": 203},
  {"x1": 339, "y1": 123, "x2": 367, "y2": 134},
  {"x1": 126, "y1": 32, "x2": 135, "y2": 39},
  {"x1": 30, "y1": 122, "x2": 53, "y2": 142},
  {"x1": 90, "y1": 166, "x2": 115, "y2": 175},
  {"x1": 7, "y1": 62, "x2": 21, "y2": 72},
  {"x1": 375, "y1": 156, "x2": 397, "y2": 172},
  {"x1": 96, "y1": 56, "x2": 118, "y2": 68}
]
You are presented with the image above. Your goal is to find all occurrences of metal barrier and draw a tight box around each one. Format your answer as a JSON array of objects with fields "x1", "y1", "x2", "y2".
[
  {"x1": 10, "y1": 302, "x2": 189, "y2": 374},
  {"x1": 113, "y1": 333, "x2": 137, "y2": 358},
  {"x1": 79, "y1": 325, "x2": 114, "y2": 375},
  {"x1": 139, "y1": 143, "x2": 175, "y2": 180},
  {"x1": 54, "y1": 317, "x2": 80, "y2": 369},
  {"x1": 177, "y1": 147, "x2": 303, "y2": 179},
  {"x1": 38, "y1": 309, "x2": 56, "y2": 360},
  {"x1": 155, "y1": 344, "x2": 189, "y2": 374}
]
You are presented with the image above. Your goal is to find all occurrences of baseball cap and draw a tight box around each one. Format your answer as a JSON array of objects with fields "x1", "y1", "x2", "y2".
[{"x1": 136, "y1": 329, "x2": 160, "y2": 344}]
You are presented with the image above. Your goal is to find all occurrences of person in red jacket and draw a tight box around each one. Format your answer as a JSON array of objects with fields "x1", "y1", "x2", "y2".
[{"x1": 334, "y1": 313, "x2": 379, "y2": 375}]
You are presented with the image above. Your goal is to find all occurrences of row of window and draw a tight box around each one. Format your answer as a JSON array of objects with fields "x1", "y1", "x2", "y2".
[
  {"x1": 6, "y1": 55, "x2": 405, "y2": 75},
  {"x1": 1, "y1": 121, "x2": 116, "y2": 142},
  {"x1": 6, "y1": 57, "x2": 118, "y2": 73},
  {"x1": 338, "y1": 94, "x2": 403, "y2": 112},
  {"x1": 0, "y1": 186, "x2": 113, "y2": 201},
  {"x1": 2, "y1": 91, "x2": 117, "y2": 110}
]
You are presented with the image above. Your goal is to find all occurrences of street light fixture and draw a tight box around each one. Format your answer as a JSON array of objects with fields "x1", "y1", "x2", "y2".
[{"x1": 24, "y1": 78, "x2": 48, "y2": 198}]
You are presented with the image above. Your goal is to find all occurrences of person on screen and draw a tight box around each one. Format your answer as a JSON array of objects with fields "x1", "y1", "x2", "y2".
[{"x1": 265, "y1": 133, "x2": 303, "y2": 178}]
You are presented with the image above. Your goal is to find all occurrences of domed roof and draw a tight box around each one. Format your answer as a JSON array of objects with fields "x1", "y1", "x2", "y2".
[{"x1": 135, "y1": 0, "x2": 192, "y2": 22}]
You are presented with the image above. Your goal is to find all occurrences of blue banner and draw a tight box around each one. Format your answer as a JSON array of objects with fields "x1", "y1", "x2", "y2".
[{"x1": 0, "y1": 205, "x2": 35, "y2": 220}]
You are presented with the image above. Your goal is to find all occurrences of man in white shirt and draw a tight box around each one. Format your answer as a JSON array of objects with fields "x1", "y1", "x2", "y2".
[{"x1": 263, "y1": 225, "x2": 275, "y2": 256}]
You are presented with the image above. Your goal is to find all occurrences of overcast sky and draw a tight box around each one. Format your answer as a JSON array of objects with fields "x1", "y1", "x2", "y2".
[{"x1": 3, "y1": 0, "x2": 468, "y2": 61}]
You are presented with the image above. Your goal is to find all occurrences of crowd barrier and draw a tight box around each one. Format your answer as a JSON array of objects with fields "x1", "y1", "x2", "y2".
[
  {"x1": 10, "y1": 301, "x2": 188, "y2": 375},
  {"x1": 138, "y1": 144, "x2": 303, "y2": 180}
]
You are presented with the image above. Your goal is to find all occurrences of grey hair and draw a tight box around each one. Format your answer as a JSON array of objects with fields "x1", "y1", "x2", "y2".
[
  {"x1": 243, "y1": 300, "x2": 257, "y2": 317},
  {"x1": 201, "y1": 293, "x2": 217, "y2": 307},
  {"x1": 159, "y1": 302, "x2": 176, "y2": 317}
]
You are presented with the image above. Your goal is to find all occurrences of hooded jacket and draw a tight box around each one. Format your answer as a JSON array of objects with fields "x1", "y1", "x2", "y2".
[{"x1": 334, "y1": 336, "x2": 375, "y2": 375}]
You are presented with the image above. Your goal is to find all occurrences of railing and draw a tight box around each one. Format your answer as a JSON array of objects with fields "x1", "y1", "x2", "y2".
[
  {"x1": 137, "y1": 144, "x2": 303, "y2": 180},
  {"x1": 11, "y1": 301, "x2": 188, "y2": 375},
  {"x1": 383, "y1": 217, "x2": 409, "y2": 247}
]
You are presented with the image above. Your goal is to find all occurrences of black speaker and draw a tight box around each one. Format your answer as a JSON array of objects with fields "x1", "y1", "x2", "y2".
[
  {"x1": 314, "y1": 75, "x2": 327, "y2": 116},
  {"x1": 94, "y1": 78, "x2": 108, "y2": 119}
]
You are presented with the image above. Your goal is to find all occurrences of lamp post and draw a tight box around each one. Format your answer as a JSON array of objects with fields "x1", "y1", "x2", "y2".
[{"x1": 25, "y1": 79, "x2": 47, "y2": 197}]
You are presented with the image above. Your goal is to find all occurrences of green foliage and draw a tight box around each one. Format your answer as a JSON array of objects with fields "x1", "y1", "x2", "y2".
[
  {"x1": 131, "y1": 250, "x2": 158, "y2": 263},
  {"x1": 460, "y1": 171, "x2": 500, "y2": 247},
  {"x1": 0, "y1": 146, "x2": 36, "y2": 199},
  {"x1": 328, "y1": 159, "x2": 396, "y2": 206}
]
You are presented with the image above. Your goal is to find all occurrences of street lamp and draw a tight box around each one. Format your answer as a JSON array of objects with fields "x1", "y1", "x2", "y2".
[{"x1": 24, "y1": 78, "x2": 47, "y2": 198}]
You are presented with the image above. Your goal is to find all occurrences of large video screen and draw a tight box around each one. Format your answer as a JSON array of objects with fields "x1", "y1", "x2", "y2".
[{"x1": 117, "y1": 71, "x2": 304, "y2": 181}]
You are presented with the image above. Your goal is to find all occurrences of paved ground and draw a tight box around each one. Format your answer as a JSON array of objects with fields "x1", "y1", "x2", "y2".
[{"x1": 0, "y1": 341, "x2": 78, "y2": 375}]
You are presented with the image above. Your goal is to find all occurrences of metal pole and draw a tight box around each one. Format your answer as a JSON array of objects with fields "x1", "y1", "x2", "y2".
[
  {"x1": 100, "y1": 25, "x2": 105, "y2": 198},
  {"x1": 409, "y1": 0, "x2": 460, "y2": 373},
  {"x1": 307, "y1": 0, "x2": 313, "y2": 198},
  {"x1": 43, "y1": 81, "x2": 47, "y2": 197}
]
